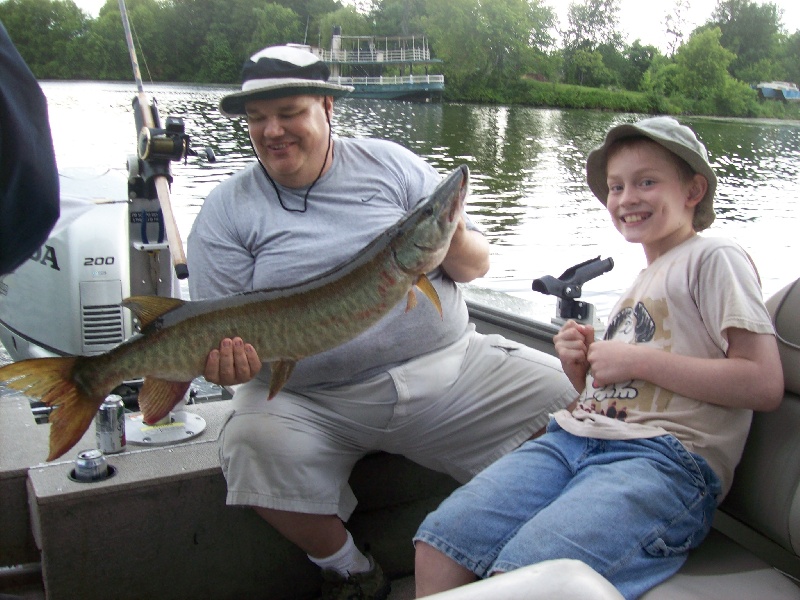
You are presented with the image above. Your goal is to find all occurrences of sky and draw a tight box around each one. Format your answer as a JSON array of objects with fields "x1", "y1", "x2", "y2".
[{"x1": 74, "y1": 0, "x2": 800, "y2": 54}]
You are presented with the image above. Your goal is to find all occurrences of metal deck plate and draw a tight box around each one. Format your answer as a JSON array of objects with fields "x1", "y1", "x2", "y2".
[{"x1": 125, "y1": 410, "x2": 206, "y2": 446}]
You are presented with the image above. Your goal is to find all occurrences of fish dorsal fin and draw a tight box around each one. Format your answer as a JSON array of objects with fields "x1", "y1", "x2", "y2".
[{"x1": 122, "y1": 296, "x2": 186, "y2": 329}]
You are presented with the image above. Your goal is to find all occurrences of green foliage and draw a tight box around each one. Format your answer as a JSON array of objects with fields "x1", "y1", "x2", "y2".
[
  {"x1": 622, "y1": 41, "x2": 658, "y2": 91},
  {"x1": 0, "y1": 0, "x2": 90, "y2": 77},
  {"x1": 420, "y1": 0, "x2": 555, "y2": 95},
  {"x1": 641, "y1": 60, "x2": 682, "y2": 98},
  {"x1": 560, "y1": 0, "x2": 626, "y2": 86},
  {"x1": 754, "y1": 96, "x2": 800, "y2": 120},
  {"x1": 734, "y1": 58, "x2": 782, "y2": 88},
  {"x1": 674, "y1": 28, "x2": 735, "y2": 101},
  {"x1": 250, "y1": 3, "x2": 304, "y2": 54},
  {"x1": 712, "y1": 77, "x2": 760, "y2": 117},
  {"x1": 642, "y1": 27, "x2": 760, "y2": 117},
  {"x1": 501, "y1": 79, "x2": 653, "y2": 113},
  {"x1": 1, "y1": 0, "x2": 798, "y2": 121},
  {"x1": 778, "y1": 31, "x2": 800, "y2": 83},
  {"x1": 196, "y1": 27, "x2": 237, "y2": 83},
  {"x1": 569, "y1": 49, "x2": 613, "y2": 87},
  {"x1": 710, "y1": 0, "x2": 782, "y2": 82},
  {"x1": 156, "y1": 0, "x2": 272, "y2": 81},
  {"x1": 418, "y1": 0, "x2": 481, "y2": 91},
  {"x1": 371, "y1": 0, "x2": 426, "y2": 37},
  {"x1": 562, "y1": 0, "x2": 622, "y2": 52},
  {"x1": 317, "y1": 6, "x2": 372, "y2": 46}
]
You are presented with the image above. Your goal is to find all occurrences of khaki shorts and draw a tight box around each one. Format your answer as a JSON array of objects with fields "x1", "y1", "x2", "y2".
[{"x1": 219, "y1": 325, "x2": 576, "y2": 520}]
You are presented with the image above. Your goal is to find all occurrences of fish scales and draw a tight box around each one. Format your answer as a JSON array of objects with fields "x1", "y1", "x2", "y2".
[{"x1": 86, "y1": 247, "x2": 412, "y2": 383}]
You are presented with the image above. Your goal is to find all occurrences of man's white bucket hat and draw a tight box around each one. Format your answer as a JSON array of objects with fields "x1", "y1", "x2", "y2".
[{"x1": 220, "y1": 45, "x2": 353, "y2": 117}]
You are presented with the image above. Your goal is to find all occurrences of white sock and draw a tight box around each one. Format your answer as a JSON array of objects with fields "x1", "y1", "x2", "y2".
[{"x1": 308, "y1": 530, "x2": 371, "y2": 577}]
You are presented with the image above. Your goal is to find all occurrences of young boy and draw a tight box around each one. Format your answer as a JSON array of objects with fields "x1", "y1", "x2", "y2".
[{"x1": 413, "y1": 116, "x2": 784, "y2": 599}]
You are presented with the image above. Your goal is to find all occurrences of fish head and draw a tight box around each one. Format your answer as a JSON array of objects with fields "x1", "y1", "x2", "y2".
[{"x1": 392, "y1": 164, "x2": 469, "y2": 276}]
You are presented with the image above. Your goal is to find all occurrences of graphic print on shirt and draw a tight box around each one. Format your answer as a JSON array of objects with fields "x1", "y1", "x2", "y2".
[{"x1": 578, "y1": 297, "x2": 675, "y2": 418}]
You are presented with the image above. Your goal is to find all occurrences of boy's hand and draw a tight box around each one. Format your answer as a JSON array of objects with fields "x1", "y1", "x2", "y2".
[
  {"x1": 554, "y1": 320, "x2": 594, "y2": 393},
  {"x1": 586, "y1": 340, "x2": 639, "y2": 388}
]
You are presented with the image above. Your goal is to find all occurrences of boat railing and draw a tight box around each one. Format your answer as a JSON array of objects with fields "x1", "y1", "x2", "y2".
[
  {"x1": 318, "y1": 47, "x2": 432, "y2": 63},
  {"x1": 330, "y1": 74, "x2": 445, "y2": 86}
]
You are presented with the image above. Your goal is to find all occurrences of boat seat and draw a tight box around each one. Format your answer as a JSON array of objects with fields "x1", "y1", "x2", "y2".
[{"x1": 642, "y1": 278, "x2": 800, "y2": 598}]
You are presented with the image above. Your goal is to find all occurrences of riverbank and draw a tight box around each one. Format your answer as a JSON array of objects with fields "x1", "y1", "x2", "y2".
[{"x1": 445, "y1": 78, "x2": 800, "y2": 121}]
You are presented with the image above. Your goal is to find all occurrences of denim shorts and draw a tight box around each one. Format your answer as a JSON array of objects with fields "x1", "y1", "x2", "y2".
[{"x1": 414, "y1": 420, "x2": 721, "y2": 600}]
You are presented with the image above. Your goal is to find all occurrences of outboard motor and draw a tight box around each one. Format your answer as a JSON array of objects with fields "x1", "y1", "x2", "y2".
[
  {"x1": 0, "y1": 163, "x2": 179, "y2": 361},
  {"x1": 0, "y1": 98, "x2": 209, "y2": 361},
  {"x1": 532, "y1": 256, "x2": 614, "y2": 328}
]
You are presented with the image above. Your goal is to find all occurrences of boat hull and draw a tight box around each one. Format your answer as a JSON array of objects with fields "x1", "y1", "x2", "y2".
[
  {"x1": 756, "y1": 81, "x2": 800, "y2": 102},
  {"x1": 334, "y1": 76, "x2": 445, "y2": 101},
  {"x1": 349, "y1": 83, "x2": 444, "y2": 101}
]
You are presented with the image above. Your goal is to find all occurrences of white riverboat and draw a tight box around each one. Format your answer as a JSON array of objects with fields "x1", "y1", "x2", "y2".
[{"x1": 299, "y1": 30, "x2": 444, "y2": 101}]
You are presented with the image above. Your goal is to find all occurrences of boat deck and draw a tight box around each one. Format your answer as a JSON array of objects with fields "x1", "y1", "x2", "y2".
[{"x1": 0, "y1": 570, "x2": 418, "y2": 599}]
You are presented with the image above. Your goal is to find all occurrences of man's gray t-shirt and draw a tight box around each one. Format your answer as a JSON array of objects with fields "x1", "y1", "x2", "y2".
[{"x1": 187, "y1": 137, "x2": 472, "y2": 390}]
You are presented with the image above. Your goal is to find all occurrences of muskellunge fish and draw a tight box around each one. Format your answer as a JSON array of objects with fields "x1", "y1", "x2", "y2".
[{"x1": 0, "y1": 164, "x2": 469, "y2": 461}]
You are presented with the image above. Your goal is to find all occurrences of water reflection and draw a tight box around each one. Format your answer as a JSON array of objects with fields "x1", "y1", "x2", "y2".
[{"x1": 40, "y1": 82, "x2": 800, "y2": 322}]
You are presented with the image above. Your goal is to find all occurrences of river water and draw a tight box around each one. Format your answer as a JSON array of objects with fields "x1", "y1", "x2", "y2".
[{"x1": 39, "y1": 80, "x2": 800, "y2": 325}]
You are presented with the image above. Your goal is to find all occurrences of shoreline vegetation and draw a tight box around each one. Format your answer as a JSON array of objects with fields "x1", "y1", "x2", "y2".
[
  {"x1": 2, "y1": 0, "x2": 800, "y2": 121},
  {"x1": 480, "y1": 79, "x2": 800, "y2": 121}
]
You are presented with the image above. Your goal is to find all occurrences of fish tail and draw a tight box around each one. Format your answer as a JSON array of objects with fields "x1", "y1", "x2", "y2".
[{"x1": 0, "y1": 357, "x2": 101, "y2": 461}]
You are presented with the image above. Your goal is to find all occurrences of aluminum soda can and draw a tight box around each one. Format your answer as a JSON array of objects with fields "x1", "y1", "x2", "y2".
[
  {"x1": 73, "y1": 449, "x2": 108, "y2": 482},
  {"x1": 96, "y1": 394, "x2": 126, "y2": 454}
]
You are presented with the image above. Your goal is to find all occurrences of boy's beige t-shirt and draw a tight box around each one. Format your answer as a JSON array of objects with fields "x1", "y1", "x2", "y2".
[{"x1": 554, "y1": 235, "x2": 775, "y2": 498}]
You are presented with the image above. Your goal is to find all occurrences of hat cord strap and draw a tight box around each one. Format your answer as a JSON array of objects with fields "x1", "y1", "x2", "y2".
[{"x1": 256, "y1": 112, "x2": 333, "y2": 214}]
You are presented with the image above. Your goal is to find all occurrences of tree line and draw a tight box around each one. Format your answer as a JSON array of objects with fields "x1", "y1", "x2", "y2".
[{"x1": 1, "y1": 0, "x2": 799, "y2": 118}]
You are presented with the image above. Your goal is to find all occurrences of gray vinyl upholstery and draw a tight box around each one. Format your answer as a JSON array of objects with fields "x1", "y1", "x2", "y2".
[{"x1": 642, "y1": 279, "x2": 800, "y2": 598}]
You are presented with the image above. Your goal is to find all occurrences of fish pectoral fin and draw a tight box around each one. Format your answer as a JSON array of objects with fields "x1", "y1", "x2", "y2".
[
  {"x1": 138, "y1": 377, "x2": 192, "y2": 424},
  {"x1": 268, "y1": 360, "x2": 296, "y2": 400},
  {"x1": 405, "y1": 289, "x2": 418, "y2": 312},
  {"x1": 122, "y1": 296, "x2": 187, "y2": 329},
  {"x1": 414, "y1": 274, "x2": 442, "y2": 318}
]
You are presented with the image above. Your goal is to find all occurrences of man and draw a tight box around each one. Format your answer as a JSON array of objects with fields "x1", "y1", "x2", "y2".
[{"x1": 188, "y1": 45, "x2": 576, "y2": 599}]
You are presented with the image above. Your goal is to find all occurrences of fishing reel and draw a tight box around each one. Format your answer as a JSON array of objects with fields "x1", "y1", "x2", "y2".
[
  {"x1": 132, "y1": 97, "x2": 215, "y2": 186},
  {"x1": 532, "y1": 256, "x2": 614, "y2": 326},
  {"x1": 129, "y1": 96, "x2": 216, "y2": 200},
  {"x1": 137, "y1": 116, "x2": 216, "y2": 164}
]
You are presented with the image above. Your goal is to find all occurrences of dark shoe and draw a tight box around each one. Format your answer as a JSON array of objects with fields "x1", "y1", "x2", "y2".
[{"x1": 320, "y1": 555, "x2": 391, "y2": 600}]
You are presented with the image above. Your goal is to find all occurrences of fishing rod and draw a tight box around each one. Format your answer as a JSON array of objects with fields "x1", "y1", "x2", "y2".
[{"x1": 117, "y1": 0, "x2": 189, "y2": 279}]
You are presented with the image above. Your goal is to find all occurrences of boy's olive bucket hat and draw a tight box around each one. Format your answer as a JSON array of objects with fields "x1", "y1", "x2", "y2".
[
  {"x1": 586, "y1": 116, "x2": 717, "y2": 232},
  {"x1": 220, "y1": 45, "x2": 353, "y2": 117}
]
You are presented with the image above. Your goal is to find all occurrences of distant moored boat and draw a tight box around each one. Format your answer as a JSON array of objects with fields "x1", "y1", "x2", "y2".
[
  {"x1": 292, "y1": 30, "x2": 445, "y2": 102},
  {"x1": 756, "y1": 81, "x2": 800, "y2": 102}
]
